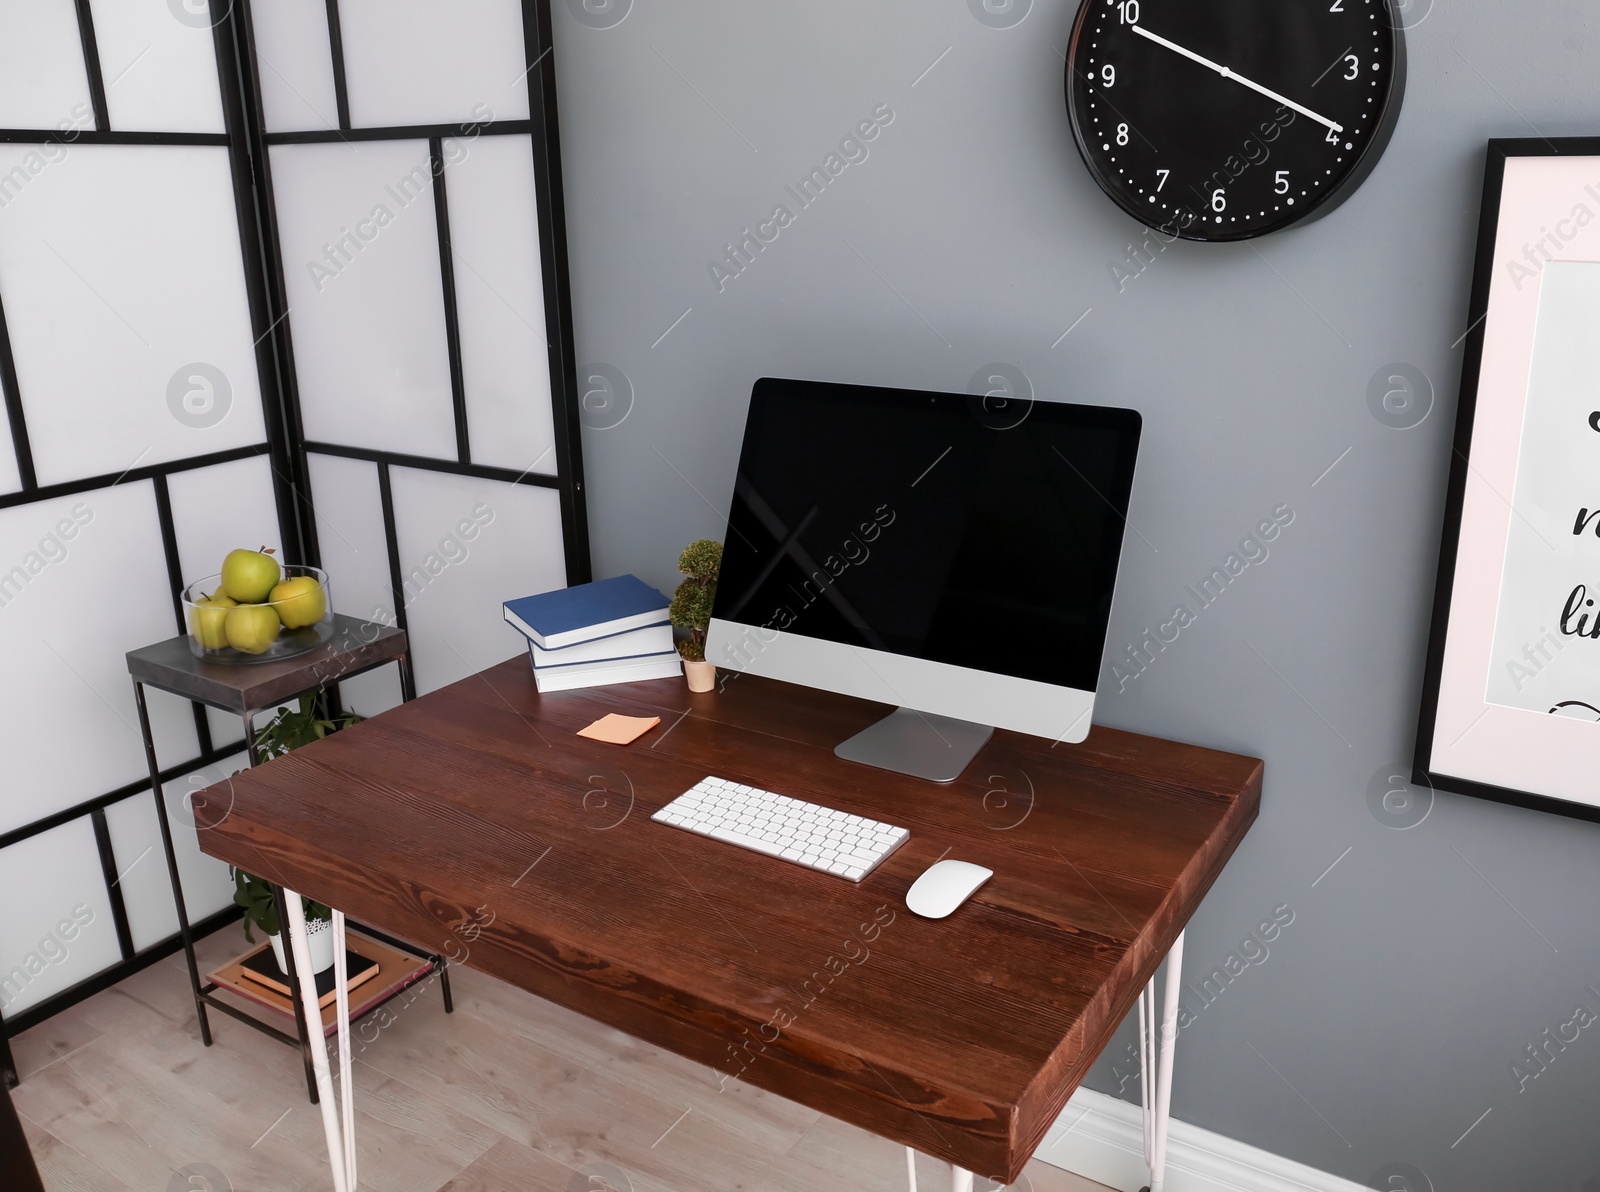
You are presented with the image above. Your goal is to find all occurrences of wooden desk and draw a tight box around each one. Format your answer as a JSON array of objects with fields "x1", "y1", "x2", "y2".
[{"x1": 195, "y1": 659, "x2": 1260, "y2": 1184}]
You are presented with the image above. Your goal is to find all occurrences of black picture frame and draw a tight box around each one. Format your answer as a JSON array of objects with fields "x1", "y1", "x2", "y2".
[{"x1": 1414, "y1": 136, "x2": 1600, "y2": 825}]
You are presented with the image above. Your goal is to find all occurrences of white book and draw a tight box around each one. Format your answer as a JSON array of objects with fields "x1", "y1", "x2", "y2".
[
  {"x1": 530, "y1": 650, "x2": 684, "y2": 693},
  {"x1": 530, "y1": 622, "x2": 673, "y2": 668}
]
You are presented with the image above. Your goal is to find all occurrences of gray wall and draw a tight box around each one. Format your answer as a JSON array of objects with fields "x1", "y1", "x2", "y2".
[{"x1": 551, "y1": 2, "x2": 1600, "y2": 1187}]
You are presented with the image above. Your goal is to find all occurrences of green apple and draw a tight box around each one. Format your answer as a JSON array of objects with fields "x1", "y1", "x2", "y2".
[
  {"x1": 190, "y1": 592, "x2": 236, "y2": 650},
  {"x1": 269, "y1": 575, "x2": 326, "y2": 629},
  {"x1": 221, "y1": 547, "x2": 280, "y2": 604},
  {"x1": 225, "y1": 603, "x2": 281, "y2": 655}
]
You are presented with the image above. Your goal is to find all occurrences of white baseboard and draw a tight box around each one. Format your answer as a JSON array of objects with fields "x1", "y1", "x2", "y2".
[{"x1": 1034, "y1": 1087, "x2": 1367, "y2": 1192}]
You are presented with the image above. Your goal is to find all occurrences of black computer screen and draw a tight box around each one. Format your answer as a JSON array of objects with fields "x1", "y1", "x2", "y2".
[{"x1": 713, "y1": 378, "x2": 1142, "y2": 691}]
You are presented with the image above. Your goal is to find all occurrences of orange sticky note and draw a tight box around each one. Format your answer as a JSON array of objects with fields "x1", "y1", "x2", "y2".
[{"x1": 577, "y1": 713, "x2": 661, "y2": 745}]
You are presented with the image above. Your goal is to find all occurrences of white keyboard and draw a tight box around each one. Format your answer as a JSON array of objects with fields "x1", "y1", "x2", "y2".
[{"x1": 652, "y1": 776, "x2": 910, "y2": 882}]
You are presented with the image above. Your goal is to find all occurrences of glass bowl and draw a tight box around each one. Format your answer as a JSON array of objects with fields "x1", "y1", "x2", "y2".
[{"x1": 183, "y1": 566, "x2": 334, "y2": 663}]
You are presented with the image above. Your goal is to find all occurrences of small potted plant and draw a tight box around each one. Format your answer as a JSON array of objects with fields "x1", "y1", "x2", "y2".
[
  {"x1": 230, "y1": 691, "x2": 360, "y2": 974},
  {"x1": 232, "y1": 868, "x2": 335, "y2": 976},
  {"x1": 669, "y1": 538, "x2": 722, "y2": 693}
]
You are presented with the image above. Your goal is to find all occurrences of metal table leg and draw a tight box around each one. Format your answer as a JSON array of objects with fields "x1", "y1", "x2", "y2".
[
  {"x1": 438, "y1": 954, "x2": 454, "y2": 1012},
  {"x1": 396, "y1": 650, "x2": 416, "y2": 704},
  {"x1": 0, "y1": 1013, "x2": 16, "y2": 1089},
  {"x1": 286, "y1": 892, "x2": 356, "y2": 1191},
  {"x1": 132, "y1": 680, "x2": 212, "y2": 1047},
  {"x1": 904, "y1": 1148, "x2": 975, "y2": 1192},
  {"x1": 271, "y1": 885, "x2": 320, "y2": 1103},
  {"x1": 242, "y1": 707, "x2": 264, "y2": 768},
  {"x1": 1139, "y1": 930, "x2": 1185, "y2": 1192}
]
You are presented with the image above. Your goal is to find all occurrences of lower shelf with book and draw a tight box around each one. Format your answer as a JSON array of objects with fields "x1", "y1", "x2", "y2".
[{"x1": 206, "y1": 930, "x2": 437, "y2": 1039}]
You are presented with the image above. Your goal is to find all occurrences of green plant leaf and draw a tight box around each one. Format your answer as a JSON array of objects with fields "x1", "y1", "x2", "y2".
[
  {"x1": 677, "y1": 538, "x2": 723, "y2": 581},
  {"x1": 253, "y1": 691, "x2": 362, "y2": 761}
]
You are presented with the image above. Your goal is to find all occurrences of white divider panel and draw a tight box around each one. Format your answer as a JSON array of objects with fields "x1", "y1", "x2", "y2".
[
  {"x1": 0, "y1": 483, "x2": 198, "y2": 833},
  {"x1": 0, "y1": 0, "x2": 92, "y2": 130},
  {"x1": 104, "y1": 751, "x2": 245, "y2": 951},
  {"x1": 248, "y1": 0, "x2": 339, "y2": 133},
  {"x1": 165, "y1": 455, "x2": 284, "y2": 588},
  {"x1": 166, "y1": 454, "x2": 284, "y2": 749},
  {"x1": 338, "y1": 0, "x2": 531, "y2": 129},
  {"x1": 446, "y1": 134, "x2": 557, "y2": 475},
  {"x1": 87, "y1": 0, "x2": 225, "y2": 134},
  {"x1": 0, "y1": 144, "x2": 265, "y2": 486},
  {"x1": 0, "y1": 820, "x2": 123, "y2": 1017},
  {"x1": 337, "y1": 654, "x2": 404, "y2": 718},
  {"x1": 388, "y1": 467, "x2": 564, "y2": 695},
  {"x1": 305, "y1": 451, "x2": 403, "y2": 715},
  {"x1": 304, "y1": 453, "x2": 390, "y2": 625},
  {"x1": 270, "y1": 140, "x2": 457, "y2": 459}
]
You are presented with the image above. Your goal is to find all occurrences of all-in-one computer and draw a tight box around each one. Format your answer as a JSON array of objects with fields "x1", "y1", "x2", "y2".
[{"x1": 709, "y1": 376, "x2": 1141, "y2": 776}]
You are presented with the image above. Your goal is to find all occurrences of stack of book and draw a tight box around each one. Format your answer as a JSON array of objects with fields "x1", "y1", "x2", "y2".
[{"x1": 503, "y1": 575, "x2": 682, "y2": 693}]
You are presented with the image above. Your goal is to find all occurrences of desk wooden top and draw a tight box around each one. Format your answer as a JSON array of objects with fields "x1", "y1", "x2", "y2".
[{"x1": 196, "y1": 659, "x2": 1260, "y2": 1181}]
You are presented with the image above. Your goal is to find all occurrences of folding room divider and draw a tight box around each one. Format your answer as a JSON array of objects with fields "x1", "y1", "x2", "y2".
[{"x1": 0, "y1": 0, "x2": 586, "y2": 1072}]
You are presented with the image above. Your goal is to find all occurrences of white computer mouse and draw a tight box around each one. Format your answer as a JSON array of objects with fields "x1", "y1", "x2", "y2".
[{"x1": 905, "y1": 859, "x2": 994, "y2": 919}]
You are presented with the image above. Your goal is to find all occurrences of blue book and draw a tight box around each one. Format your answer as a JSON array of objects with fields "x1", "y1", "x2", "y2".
[{"x1": 503, "y1": 575, "x2": 671, "y2": 650}]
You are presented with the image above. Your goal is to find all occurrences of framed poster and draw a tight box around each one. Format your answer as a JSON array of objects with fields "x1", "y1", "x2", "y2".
[{"x1": 1416, "y1": 138, "x2": 1600, "y2": 822}]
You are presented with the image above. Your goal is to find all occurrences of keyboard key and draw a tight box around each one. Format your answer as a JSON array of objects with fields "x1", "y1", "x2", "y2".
[{"x1": 707, "y1": 826, "x2": 787, "y2": 859}]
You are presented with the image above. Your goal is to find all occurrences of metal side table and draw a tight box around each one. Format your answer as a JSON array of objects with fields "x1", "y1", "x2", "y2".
[{"x1": 125, "y1": 614, "x2": 451, "y2": 1103}]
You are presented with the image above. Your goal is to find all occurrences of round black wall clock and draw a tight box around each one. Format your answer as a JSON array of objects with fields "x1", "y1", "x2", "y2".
[{"x1": 1065, "y1": 0, "x2": 1406, "y2": 241}]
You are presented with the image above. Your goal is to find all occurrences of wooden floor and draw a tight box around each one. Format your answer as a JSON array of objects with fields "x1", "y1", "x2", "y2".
[{"x1": 10, "y1": 926, "x2": 1114, "y2": 1192}]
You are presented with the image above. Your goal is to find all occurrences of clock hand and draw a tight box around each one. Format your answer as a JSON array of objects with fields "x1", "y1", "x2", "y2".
[{"x1": 1130, "y1": 23, "x2": 1344, "y2": 135}]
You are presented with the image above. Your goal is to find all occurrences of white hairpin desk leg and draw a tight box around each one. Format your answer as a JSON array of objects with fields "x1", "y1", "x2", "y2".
[
  {"x1": 1140, "y1": 930, "x2": 1185, "y2": 1192},
  {"x1": 1138, "y1": 975, "x2": 1154, "y2": 1169},
  {"x1": 903, "y1": 1147, "x2": 974, "y2": 1191},
  {"x1": 285, "y1": 893, "x2": 357, "y2": 1192}
]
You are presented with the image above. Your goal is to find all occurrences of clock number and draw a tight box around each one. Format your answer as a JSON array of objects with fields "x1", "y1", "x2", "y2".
[
  {"x1": 1101, "y1": 64, "x2": 1116, "y2": 88},
  {"x1": 1211, "y1": 189, "x2": 1226, "y2": 213},
  {"x1": 1344, "y1": 54, "x2": 1360, "y2": 81},
  {"x1": 1155, "y1": 168, "x2": 1169, "y2": 192},
  {"x1": 1275, "y1": 170, "x2": 1289, "y2": 194},
  {"x1": 1329, "y1": 0, "x2": 1343, "y2": 10},
  {"x1": 1118, "y1": 0, "x2": 1139, "y2": 23},
  {"x1": 1116, "y1": 123, "x2": 1129, "y2": 146},
  {"x1": 1325, "y1": 126, "x2": 1340, "y2": 144}
]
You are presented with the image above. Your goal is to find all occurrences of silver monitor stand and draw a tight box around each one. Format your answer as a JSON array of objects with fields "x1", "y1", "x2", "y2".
[{"x1": 834, "y1": 707, "x2": 993, "y2": 783}]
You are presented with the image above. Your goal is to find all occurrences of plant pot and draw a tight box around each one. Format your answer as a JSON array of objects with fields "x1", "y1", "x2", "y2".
[
  {"x1": 268, "y1": 916, "x2": 335, "y2": 976},
  {"x1": 683, "y1": 659, "x2": 716, "y2": 693}
]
